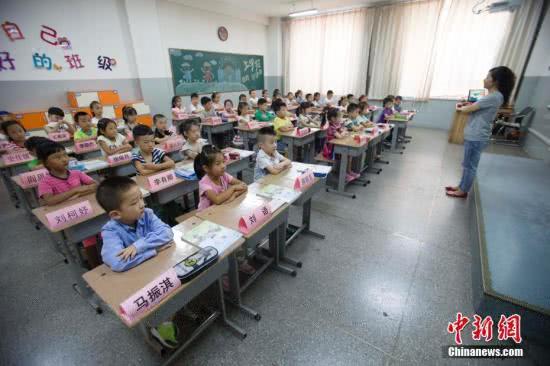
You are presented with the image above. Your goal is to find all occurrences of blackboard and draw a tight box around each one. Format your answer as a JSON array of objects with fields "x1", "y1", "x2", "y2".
[{"x1": 168, "y1": 48, "x2": 265, "y2": 96}]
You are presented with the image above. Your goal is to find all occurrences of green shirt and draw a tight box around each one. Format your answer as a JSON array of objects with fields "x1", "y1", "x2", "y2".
[
  {"x1": 255, "y1": 109, "x2": 274, "y2": 122},
  {"x1": 74, "y1": 127, "x2": 97, "y2": 140},
  {"x1": 27, "y1": 158, "x2": 40, "y2": 170}
]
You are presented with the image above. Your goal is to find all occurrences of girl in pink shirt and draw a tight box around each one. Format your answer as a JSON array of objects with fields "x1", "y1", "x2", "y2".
[
  {"x1": 1, "y1": 120, "x2": 27, "y2": 152},
  {"x1": 195, "y1": 145, "x2": 247, "y2": 211}
]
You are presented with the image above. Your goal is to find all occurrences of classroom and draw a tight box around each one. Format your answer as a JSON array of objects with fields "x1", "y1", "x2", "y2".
[{"x1": 0, "y1": 0, "x2": 549, "y2": 364}]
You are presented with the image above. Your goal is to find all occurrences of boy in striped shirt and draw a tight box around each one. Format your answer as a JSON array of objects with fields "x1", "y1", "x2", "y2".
[{"x1": 132, "y1": 124, "x2": 175, "y2": 175}]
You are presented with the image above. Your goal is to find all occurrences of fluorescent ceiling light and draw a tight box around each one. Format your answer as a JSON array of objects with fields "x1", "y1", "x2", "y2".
[{"x1": 288, "y1": 8, "x2": 318, "y2": 17}]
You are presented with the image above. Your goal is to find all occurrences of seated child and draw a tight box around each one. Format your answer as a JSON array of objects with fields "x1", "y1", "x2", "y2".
[
  {"x1": 221, "y1": 99, "x2": 236, "y2": 118},
  {"x1": 261, "y1": 89, "x2": 271, "y2": 104},
  {"x1": 254, "y1": 98, "x2": 275, "y2": 122},
  {"x1": 200, "y1": 96, "x2": 218, "y2": 119},
  {"x1": 73, "y1": 112, "x2": 97, "y2": 140},
  {"x1": 248, "y1": 89, "x2": 258, "y2": 108},
  {"x1": 377, "y1": 97, "x2": 394, "y2": 124},
  {"x1": 295, "y1": 90, "x2": 304, "y2": 104},
  {"x1": 90, "y1": 101, "x2": 103, "y2": 126},
  {"x1": 44, "y1": 107, "x2": 75, "y2": 135},
  {"x1": 312, "y1": 92, "x2": 321, "y2": 107},
  {"x1": 122, "y1": 106, "x2": 138, "y2": 132},
  {"x1": 284, "y1": 92, "x2": 296, "y2": 106},
  {"x1": 153, "y1": 114, "x2": 173, "y2": 144},
  {"x1": 322, "y1": 108, "x2": 360, "y2": 182},
  {"x1": 37, "y1": 140, "x2": 97, "y2": 205},
  {"x1": 357, "y1": 102, "x2": 375, "y2": 127},
  {"x1": 338, "y1": 96, "x2": 349, "y2": 110},
  {"x1": 194, "y1": 145, "x2": 255, "y2": 281},
  {"x1": 179, "y1": 118, "x2": 207, "y2": 159},
  {"x1": 171, "y1": 96, "x2": 186, "y2": 121},
  {"x1": 1, "y1": 120, "x2": 28, "y2": 152},
  {"x1": 96, "y1": 175, "x2": 173, "y2": 272},
  {"x1": 238, "y1": 94, "x2": 248, "y2": 104},
  {"x1": 305, "y1": 93, "x2": 313, "y2": 103},
  {"x1": 297, "y1": 102, "x2": 320, "y2": 129},
  {"x1": 358, "y1": 95, "x2": 368, "y2": 103},
  {"x1": 24, "y1": 136, "x2": 49, "y2": 170},
  {"x1": 345, "y1": 103, "x2": 365, "y2": 132},
  {"x1": 254, "y1": 127, "x2": 291, "y2": 180},
  {"x1": 211, "y1": 92, "x2": 223, "y2": 110},
  {"x1": 394, "y1": 95, "x2": 403, "y2": 112},
  {"x1": 272, "y1": 100, "x2": 294, "y2": 149},
  {"x1": 321, "y1": 90, "x2": 335, "y2": 107},
  {"x1": 237, "y1": 102, "x2": 252, "y2": 126},
  {"x1": 132, "y1": 124, "x2": 175, "y2": 175},
  {"x1": 347, "y1": 94, "x2": 356, "y2": 104},
  {"x1": 188, "y1": 93, "x2": 204, "y2": 114},
  {"x1": 97, "y1": 118, "x2": 133, "y2": 156}
]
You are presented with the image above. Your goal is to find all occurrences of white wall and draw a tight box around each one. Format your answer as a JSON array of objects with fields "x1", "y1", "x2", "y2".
[
  {"x1": 0, "y1": 0, "x2": 138, "y2": 81},
  {"x1": 524, "y1": 6, "x2": 550, "y2": 77}
]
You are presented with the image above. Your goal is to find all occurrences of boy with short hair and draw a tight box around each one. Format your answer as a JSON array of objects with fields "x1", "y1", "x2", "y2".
[
  {"x1": 178, "y1": 118, "x2": 208, "y2": 159},
  {"x1": 45, "y1": 107, "x2": 75, "y2": 134},
  {"x1": 394, "y1": 95, "x2": 403, "y2": 112},
  {"x1": 132, "y1": 124, "x2": 175, "y2": 175},
  {"x1": 248, "y1": 89, "x2": 258, "y2": 107},
  {"x1": 73, "y1": 112, "x2": 97, "y2": 140},
  {"x1": 200, "y1": 96, "x2": 218, "y2": 119},
  {"x1": 254, "y1": 98, "x2": 274, "y2": 122},
  {"x1": 345, "y1": 103, "x2": 365, "y2": 132},
  {"x1": 188, "y1": 93, "x2": 204, "y2": 114},
  {"x1": 272, "y1": 100, "x2": 294, "y2": 141},
  {"x1": 153, "y1": 114, "x2": 173, "y2": 144},
  {"x1": 254, "y1": 127, "x2": 291, "y2": 180},
  {"x1": 321, "y1": 90, "x2": 335, "y2": 107}
]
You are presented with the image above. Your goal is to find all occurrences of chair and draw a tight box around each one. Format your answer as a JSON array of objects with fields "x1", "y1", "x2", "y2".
[{"x1": 492, "y1": 107, "x2": 534, "y2": 146}]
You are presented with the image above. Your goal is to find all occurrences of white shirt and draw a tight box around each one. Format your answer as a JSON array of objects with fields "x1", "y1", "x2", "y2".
[
  {"x1": 321, "y1": 97, "x2": 335, "y2": 106},
  {"x1": 97, "y1": 133, "x2": 126, "y2": 156},
  {"x1": 91, "y1": 117, "x2": 100, "y2": 126},
  {"x1": 188, "y1": 103, "x2": 204, "y2": 113},
  {"x1": 249, "y1": 97, "x2": 258, "y2": 107}
]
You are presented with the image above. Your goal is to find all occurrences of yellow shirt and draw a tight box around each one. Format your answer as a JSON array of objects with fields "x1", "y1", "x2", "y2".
[{"x1": 273, "y1": 116, "x2": 293, "y2": 140}]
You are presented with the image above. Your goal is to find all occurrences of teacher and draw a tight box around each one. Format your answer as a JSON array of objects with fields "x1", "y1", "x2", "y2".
[{"x1": 446, "y1": 66, "x2": 516, "y2": 198}]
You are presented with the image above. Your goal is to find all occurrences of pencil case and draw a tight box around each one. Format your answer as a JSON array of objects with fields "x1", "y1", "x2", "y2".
[{"x1": 173, "y1": 246, "x2": 218, "y2": 283}]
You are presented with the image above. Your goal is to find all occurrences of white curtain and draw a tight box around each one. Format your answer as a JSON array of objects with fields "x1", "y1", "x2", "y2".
[
  {"x1": 495, "y1": 0, "x2": 544, "y2": 87},
  {"x1": 369, "y1": 0, "x2": 443, "y2": 100},
  {"x1": 283, "y1": 8, "x2": 374, "y2": 96}
]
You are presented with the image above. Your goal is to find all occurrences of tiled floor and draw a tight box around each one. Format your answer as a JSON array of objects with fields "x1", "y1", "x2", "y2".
[{"x1": 0, "y1": 128, "x2": 547, "y2": 365}]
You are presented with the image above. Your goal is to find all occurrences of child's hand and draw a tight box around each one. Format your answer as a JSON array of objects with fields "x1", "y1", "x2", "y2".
[
  {"x1": 234, "y1": 183, "x2": 247, "y2": 192},
  {"x1": 117, "y1": 245, "x2": 137, "y2": 261},
  {"x1": 187, "y1": 151, "x2": 198, "y2": 159},
  {"x1": 143, "y1": 162, "x2": 157, "y2": 170}
]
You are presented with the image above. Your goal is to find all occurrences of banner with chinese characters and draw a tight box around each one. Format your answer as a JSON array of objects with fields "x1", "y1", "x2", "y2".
[{"x1": 168, "y1": 49, "x2": 264, "y2": 95}]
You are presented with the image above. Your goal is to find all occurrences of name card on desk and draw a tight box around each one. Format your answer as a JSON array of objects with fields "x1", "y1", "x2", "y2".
[
  {"x1": 0, "y1": 140, "x2": 10, "y2": 151},
  {"x1": 147, "y1": 169, "x2": 177, "y2": 192},
  {"x1": 48, "y1": 131, "x2": 71, "y2": 142},
  {"x1": 2, "y1": 150, "x2": 33, "y2": 166},
  {"x1": 45, "y1": 199, "x2": 94, "y2": 230},
  {"x1": 74, "y1": 139, "x2": 98, "y2": 154},
  {"x1": 162, "y1": 137, "x2": 184, "y2": 152},
  {"x1": 354, "y1": 135, "x2": 369, "y2": 144},
  {"x1": 174, "y1": 112, "x2": 189, "y2": 120},
  {"x1": 107, "y1": 152, "x2": 132, "y2": 165},
  {"x1": 296, "y1": 127, "x2": 310, "y2": 137},
  {"x1": 206, "y1": 116, "x2": 222, "y2": 125},
  {"x1": 246, "y1": 121, "x2": 260, "y2": 129},
  {"x1": 294, "y1": 169, "x2": 315, "y2": 191},
  {"x1": 119, "y1": 268, "x2": 181, "y2": 325},
  {"x1": 238, "y1": 203, "x2": 272, "y2": 234},
  {"x1": 19, "y1": 168, "x2": 49, "y2": 189}
]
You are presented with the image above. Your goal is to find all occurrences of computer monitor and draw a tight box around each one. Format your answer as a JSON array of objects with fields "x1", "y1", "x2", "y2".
[{"x1": 468, "y1": 89, "x2": 486, "y2": 102}]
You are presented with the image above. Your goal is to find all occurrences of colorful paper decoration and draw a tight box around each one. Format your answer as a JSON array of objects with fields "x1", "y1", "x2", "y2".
[
  {"x1": 0, "y1": 51, "x2": 16, "y2": 71},
  {"x1": 33, "y1": 53, "x2": 52, "y2": 70},
  {"x1": 2, "y1": 21, "x2": 24, "y2": 41},
  {"x1": 65, "y1": 54, "x2": 84, "y2": 69}
]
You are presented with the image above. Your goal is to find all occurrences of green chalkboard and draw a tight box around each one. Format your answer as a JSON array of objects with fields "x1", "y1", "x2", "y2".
[{"x1": 168, "y1": 48, "x2": 264, "y2": 96}]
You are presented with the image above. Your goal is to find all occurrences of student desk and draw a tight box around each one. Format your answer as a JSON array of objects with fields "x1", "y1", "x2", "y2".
[
  {"x1": 258, "y1": 163, "x2": 327, "y2": 265},
  {"x1": 328, "y1": 135, "x2": 370, "y2": 198},
  {"x1": 195, "y1": 193, "x2": 295, "y2": 320},
  {"x1": 11, "y1": 175, "x2": 42, "y2": 228},
  {"x1": 107, "y1": 157, "x2": 137, "y2": 177},
  {"x1": 360, "y1": 129, "x2": 384, "y2": 175},
  {"x1": 201, "y1": 120, "x2": 237, "y2": 145},
  {"x1": 278, "y1": 128, "x2": 318, "y2": 163},
  {"x1": 222, "y1": 147, "x2": 255, "y2": 181},
  {"x1": 234, "y1": 124, "x2": 272, "y2": 151},
  {"x1": 386, "y1": 113, "x2": 414, "y2": 153},
  {"x1": 135, "y1": 170, "x2": 198, "y2": 207},
  {"x1": 0, "y1": 159, "x2": 29, "y2": 208},
  {"x1": 83, "y1": 217, "x2": 246, "y2": 363}
]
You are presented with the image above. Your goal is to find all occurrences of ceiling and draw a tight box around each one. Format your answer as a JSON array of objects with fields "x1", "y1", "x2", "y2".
[{"x1": 170, "y1": 0, "x2": 390, "y2": 19}]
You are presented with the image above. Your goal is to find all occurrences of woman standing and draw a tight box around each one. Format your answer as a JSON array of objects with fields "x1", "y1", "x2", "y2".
[{"x1": 446, "y1": 66, "x2": 516, "y2": 198}]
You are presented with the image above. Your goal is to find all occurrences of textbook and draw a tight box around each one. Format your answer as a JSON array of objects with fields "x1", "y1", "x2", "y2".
[
  {"x1": 182, "y1": 220, "x2": 242, "y2": 255},
  {"x1": 256, "y1": 184, "x2": 301, "y2": 204}
]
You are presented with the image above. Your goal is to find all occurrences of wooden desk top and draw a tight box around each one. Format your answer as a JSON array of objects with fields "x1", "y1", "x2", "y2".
[
  {"x1": 279, "y1": 128, "x2": 319, "y2": 139},
  {"x1": 234, "y1": 122, "x2": 273, "y2": 132},
  {"x1": 32, "y1": 193, "x2": 106, "y2": 232},
  {"x1": 201, "y1": 120, "x2": 237, "y2": 127},
  {"x1": 330, "y1": 134, "x2": 369, "y2": 148},
  {"x1": 195, "y1": 192, "x2": 288, "y2": 239},
  {"x1": 83, "y1": 217, "x2": 245, "y2": 327}
]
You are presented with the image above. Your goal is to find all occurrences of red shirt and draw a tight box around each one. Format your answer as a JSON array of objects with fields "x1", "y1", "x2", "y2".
[{"x1": 38, "y1": 169, "x2": 95, "y2": 198}]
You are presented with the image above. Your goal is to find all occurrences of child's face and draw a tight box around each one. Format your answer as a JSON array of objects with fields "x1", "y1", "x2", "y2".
[
  {"x1": 327, "y1": 92, "x2": 333, "y2": 98},
  {"x1": 262, "y1": 91, "x2": 268, "y2": 97},
  {"x1": 224, "y1": 102, "x2": 233, "y2": 112},
  {"x1": 349, "y1": 110, "x2": 359, "y2": 119},
  {"x1": 241, "y1": 105, "x2": 249, "y2": 115},
  {"x1": 260, "y1": 135, "x2": 276, "y2": 155},
  {"x1": 204, "y1": 153, "x2": 225, "y2": 177},
  {"x1": 92, "y1": 104, "x2": 103, "y2": 117},
  {"x1": 136, "y1": 134, "x2": 155, "y2": 154},
  {"x1": 395, "y1": 99, "x2": 401, "y2": 105},
  {"x1": 213, "y1": 95, "x2": 220, "y2": 103},
  {"x1": 287, "y1": 94, "x2": 294, "y2": 100},
  {"x1": 155, "y1": 118, "x2": 168, "y2": 131},
  {"x1": 45, "y1": 150, "x2": 70, "y2": 171},
  {"x1": 204, "y1": 101, "x2": 213, "y2": 111},
  {"x1": 6, "y1": 124, "x2": 26, "y2": 142},
  {"x1": 251, "y1": 91, "x2": 257, "y2": 98},
  {"x1": 361, "y1": 107, "x2": 369, "y2": 115},
  {"x1": 103, "y1": 122, "x2": 118, "y2": 138},
  {"x1": 276, "y1": 106, "x2": 287, "y2": 118},
  {"x1": 127, "y1": 114, "x2": 137, "y2": 123},
  {"x1": 175, "y1": 98, "x2": 182, "y2": 108},
  {"x1": 259, "y1": 103, "x2": 267, "y2": 111},
  {"x1": 306, "y1": 95, "x2": 313, "y2": 102},
  {"x1": 113, "y1": 185, "x2": 145, "y2": 224},
  {"x1": 191, "y1": 97, "x2": 198, "y2": 105},
  {"x1": 77, "y1": 115, "x2": 92, "y2": 131},
  {"x1": 314, "y1": 94, "x2": 320, "y2": 101},
  {"x1": 240, "y1": 96, "x2": 247, "y2": 102},
  {"x1": 49, "y1": 114, "x2": 63, "y2": 123},
  {"x1": 385, "y1": 102, "x2": 393, "y2": 109},
  {"x1": 185, "y1": 124, "x2": 200, "y2": 142}
]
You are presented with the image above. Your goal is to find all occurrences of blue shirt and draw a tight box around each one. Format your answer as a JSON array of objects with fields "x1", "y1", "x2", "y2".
[
  {"x1": 464, "y1": 91, "x2": 503, "y2": 142},
  {"x1": 100, "y1": 208, "x2": 173, "y2": 272}
]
